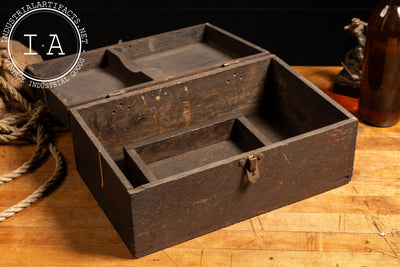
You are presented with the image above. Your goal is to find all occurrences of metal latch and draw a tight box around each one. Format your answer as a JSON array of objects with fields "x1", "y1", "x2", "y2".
[{"x1": 240, "y1": 153, "x2": 263, "y2": 184}]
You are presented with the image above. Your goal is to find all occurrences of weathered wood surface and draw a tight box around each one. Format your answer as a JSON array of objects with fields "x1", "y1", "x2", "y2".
[{"x1": 1, "y1": 66, "x2": 399, "y2": 265}]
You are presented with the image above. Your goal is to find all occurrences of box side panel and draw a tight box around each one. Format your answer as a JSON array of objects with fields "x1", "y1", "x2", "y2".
[
  {"x1": 69, "y1": 112, "x2": 136, "y2": 254},
  {"x1": 30, "y1": 86, "x2": 69, "y2": 127},
  {"x1": 131, "y1": 120, "x2": 357, "y2": 257}
]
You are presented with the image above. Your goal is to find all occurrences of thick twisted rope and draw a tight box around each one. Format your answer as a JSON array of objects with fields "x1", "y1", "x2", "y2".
[
  {"x1": 0, "y1": 125, "x2": 46, "y2": 184},
  {"x1": 0, "y1": 142, "x2": 64, "y2": 221},
  {"x1": 0, "y1": 75, "x2": 66, "y2": 222}
]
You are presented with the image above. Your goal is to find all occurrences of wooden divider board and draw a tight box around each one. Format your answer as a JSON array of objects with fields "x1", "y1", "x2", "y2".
[{"x1": 0, "y1": 66, "x2": 399, "y2": 266}]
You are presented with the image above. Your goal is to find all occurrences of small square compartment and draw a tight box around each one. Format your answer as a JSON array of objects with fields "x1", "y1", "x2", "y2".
[{"x1": 123, "y1": 115, "x2": 265, "y2": 183}]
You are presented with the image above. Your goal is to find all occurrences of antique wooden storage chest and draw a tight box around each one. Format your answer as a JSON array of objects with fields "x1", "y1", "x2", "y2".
[{"x1": 28, "y1": 23, "x2": 358, "y2": 258}]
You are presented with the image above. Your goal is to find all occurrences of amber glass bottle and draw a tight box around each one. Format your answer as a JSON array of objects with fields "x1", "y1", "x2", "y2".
[{"x1": 358, "y1": 0, "x2": 400, "y2": 127}]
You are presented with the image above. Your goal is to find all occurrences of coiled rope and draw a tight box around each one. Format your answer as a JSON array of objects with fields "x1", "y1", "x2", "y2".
[{"x1": 0, "y1": 75, "x2": 66, "y2": 222}]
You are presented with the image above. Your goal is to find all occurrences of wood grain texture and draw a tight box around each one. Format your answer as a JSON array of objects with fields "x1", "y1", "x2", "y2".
[{"x1": 1, "y1": 66, "x2": 399, "y2": 265}]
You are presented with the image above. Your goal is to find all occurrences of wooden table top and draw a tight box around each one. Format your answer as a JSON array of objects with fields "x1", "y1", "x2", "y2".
[{"x1": 1, "y1": 66, "x2": 399, "y2": 266}]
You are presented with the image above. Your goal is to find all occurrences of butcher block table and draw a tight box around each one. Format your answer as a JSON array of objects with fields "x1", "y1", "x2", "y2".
[{"x1": 1, "y1": 66, "x2": 400, "y2": 266}]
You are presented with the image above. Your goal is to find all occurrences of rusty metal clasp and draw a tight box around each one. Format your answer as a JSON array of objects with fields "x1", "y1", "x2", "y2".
[{"x1": 240, "y1": 154, "x2": 262, "y2": 184}]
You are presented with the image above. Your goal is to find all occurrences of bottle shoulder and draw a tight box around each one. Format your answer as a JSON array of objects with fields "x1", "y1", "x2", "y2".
[{"x1": 368, "y1": 0, "x2": 400, "y2": 38}]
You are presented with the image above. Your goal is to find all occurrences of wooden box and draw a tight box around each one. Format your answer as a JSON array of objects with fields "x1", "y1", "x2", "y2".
[{"x1": 28, "y1": 24, "x2": 358, "y2": 258}]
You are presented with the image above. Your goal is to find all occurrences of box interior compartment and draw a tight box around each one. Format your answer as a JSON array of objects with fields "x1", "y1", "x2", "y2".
[
  {"x1": 123, "y1": 115, "x2": 266, "y2": 181},
  {"x1": 73, "y1": 55, "x2": 349, "y2": 188}
]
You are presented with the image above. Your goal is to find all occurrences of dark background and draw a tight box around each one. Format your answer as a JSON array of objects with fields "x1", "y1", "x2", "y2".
[{"x1": 1, "y1": 0, "x2": 378, "y2": 65}]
